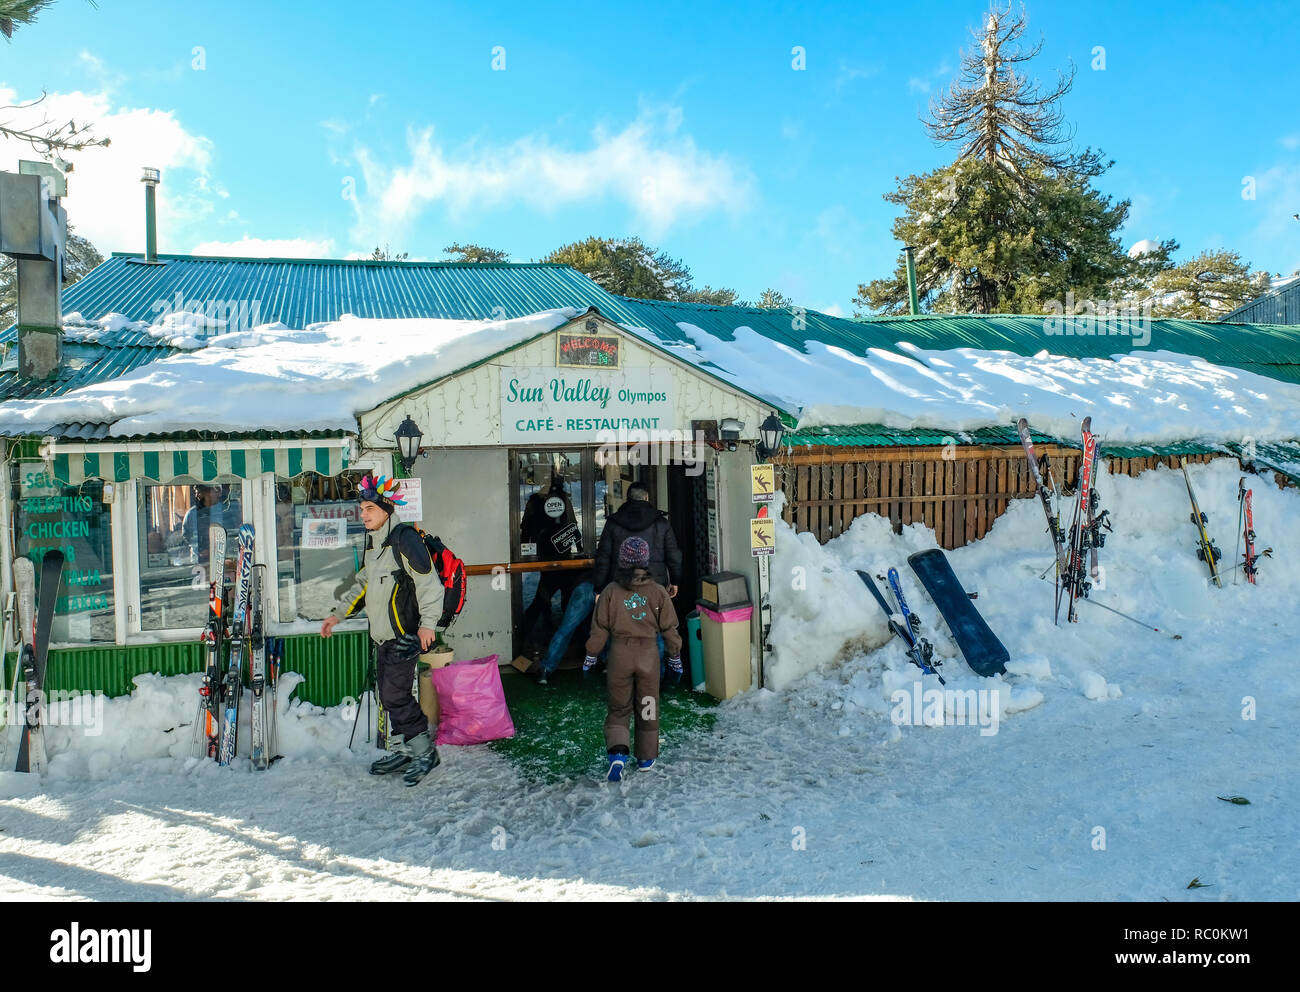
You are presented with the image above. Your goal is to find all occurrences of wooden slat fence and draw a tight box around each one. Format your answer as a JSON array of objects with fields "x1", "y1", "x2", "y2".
[{"x1": 776, "y1": 446, "x2": 1221, "y2": 549}]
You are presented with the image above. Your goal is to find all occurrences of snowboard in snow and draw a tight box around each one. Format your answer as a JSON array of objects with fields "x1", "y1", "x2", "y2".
[{"x1": 907, "y1": 549, "x2": 1008, "y2": 677}]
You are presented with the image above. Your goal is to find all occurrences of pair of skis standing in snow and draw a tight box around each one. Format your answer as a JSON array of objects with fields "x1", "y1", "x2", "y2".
[
  {"x1": 3, "y1": 551, "x2": 66, "y2": 775},
  {"x1": 1181, "y1": 469, "x2": 1270, "y2": 588},
  {"x1": 192, "y1": 523, "x2": 282, "y2": 769},
  {"x1": 1018, "y1": 416, "x2": 1112, "y2": 624},
  {"x1": 1019, "y1": 416, "x2": 1268, "y2": 624}
]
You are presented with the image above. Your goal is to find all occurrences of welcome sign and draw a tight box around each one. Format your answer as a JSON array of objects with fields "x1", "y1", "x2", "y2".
[{"x1": 500, "y1": 368, "x2": 674, "y2": 443}]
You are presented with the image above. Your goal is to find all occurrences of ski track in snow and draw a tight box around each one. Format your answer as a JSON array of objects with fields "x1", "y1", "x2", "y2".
[{"x1": 2, "y1": 460, "x2": 1298, "y2": 901}]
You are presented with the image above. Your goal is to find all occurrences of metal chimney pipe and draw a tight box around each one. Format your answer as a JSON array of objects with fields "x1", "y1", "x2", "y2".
[
  {"x1": 903, "y1": 245, "x2": 919, "y2": 316},
  {"x1": 141, "y1": 167, "x2": 160, "y2": 262}
]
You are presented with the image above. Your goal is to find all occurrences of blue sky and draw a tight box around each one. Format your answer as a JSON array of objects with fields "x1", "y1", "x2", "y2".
[{"x1": 2, "y1": 0, "x2": 1297, "y2": 315}]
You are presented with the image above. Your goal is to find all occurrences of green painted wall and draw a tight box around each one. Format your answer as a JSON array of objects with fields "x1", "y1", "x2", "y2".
[{"x1": 5, "y1": 630, "x2": 371, "y2": 708}]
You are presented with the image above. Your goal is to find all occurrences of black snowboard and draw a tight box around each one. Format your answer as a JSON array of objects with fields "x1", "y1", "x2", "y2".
[{"x1": 907, "y1": 549, "x2": 1008, "y2": 677}]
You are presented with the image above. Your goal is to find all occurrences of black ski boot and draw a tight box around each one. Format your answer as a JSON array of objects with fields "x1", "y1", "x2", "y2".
[
  {"x1": 369, "y1": 734, "x2": 412, "y2": 775},
  {"x1": 402, "y1": 731, "x2": 440, "y2": 787}
]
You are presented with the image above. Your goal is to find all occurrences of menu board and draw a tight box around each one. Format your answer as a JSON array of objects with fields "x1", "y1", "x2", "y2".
[
  {"x1": 556, "y1": 332, "x2": 620, "y2": 369},
  {"x1": 17, "y1": 461, "x2": 114, "y2": 641}
]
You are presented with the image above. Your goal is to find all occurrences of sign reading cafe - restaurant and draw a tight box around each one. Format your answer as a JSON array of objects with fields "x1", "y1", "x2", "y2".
[{"x1": 501, "y1": 368, "x2": 674, "y2": 443}]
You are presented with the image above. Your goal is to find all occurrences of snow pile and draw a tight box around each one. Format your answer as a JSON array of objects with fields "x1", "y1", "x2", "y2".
[
  {"x1": 61, "y1": 311, "x2": 151, "y2": 344},
  {"x1": 766, "y1": 458, "x2": 1299, "y2": 732},
  {"x1": 0, "y1": 309, "x2": 577, "y2": 435},
  {"x1": 670, "y1": 321, "x2": 1300, "y2": 445},
  {"x1": 22, "y1": 669, "x2": 349, "y2": 781}
]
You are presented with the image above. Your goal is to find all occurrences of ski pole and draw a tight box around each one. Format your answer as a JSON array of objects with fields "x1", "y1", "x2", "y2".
[
  {"x1": 1037, "y1": 574, "x2": 1181, "y2": 639},
  {"x1": 1234, "y1": 479, "x2": 1245, "y2": 586}
]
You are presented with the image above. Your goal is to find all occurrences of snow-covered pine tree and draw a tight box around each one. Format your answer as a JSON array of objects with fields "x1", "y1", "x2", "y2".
[{"x1": 855, "y1": 3, "x2": 1137, "y2": 316}]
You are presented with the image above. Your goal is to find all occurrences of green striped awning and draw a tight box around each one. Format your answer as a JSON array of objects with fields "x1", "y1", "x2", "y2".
[{"x1": 50, "y1": 442, "x2": 350, "y2": 485}]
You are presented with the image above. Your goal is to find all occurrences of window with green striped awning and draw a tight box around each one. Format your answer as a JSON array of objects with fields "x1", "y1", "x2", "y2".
[{"x1": 50, "y1": 443, "x2": 350, "y2": 485}]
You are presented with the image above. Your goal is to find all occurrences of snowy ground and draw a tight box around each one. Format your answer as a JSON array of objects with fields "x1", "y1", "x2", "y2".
[{"x1": 2, "y1": 459, "x2": 1296, "y2": 901}]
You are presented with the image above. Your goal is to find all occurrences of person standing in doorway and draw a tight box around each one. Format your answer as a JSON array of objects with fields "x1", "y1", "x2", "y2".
[
  {"x1": 592, "y1": 482, "x2": 682, "y2": 598},
  {"x1": 320, "y1": 475, "x2": 444, "y2": 787},
  {"x1": 591, "y1": 481, "x2": 683, "y2": 676}
]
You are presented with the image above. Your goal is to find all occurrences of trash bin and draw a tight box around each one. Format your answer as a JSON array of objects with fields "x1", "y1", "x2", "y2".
[
  {"x1": 697, "y1": 571, "x2": 753, "y2": 701},
  {"x1": 685, "y1": 611, "x2": 704, "y2": 691}
]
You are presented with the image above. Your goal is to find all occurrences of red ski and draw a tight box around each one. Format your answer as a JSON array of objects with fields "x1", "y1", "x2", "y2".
[
  {"x1": 1237, "y1": 479, "x2": 1263, "y2": 584},
  {"x1": 1058, "y1": 417, "x2": 1109, "y2": 624}
]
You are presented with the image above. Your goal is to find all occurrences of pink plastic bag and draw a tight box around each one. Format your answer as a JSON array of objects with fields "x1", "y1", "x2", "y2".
[{"x1": 432, "y1": 654, "x2": 516, "y2": 746}]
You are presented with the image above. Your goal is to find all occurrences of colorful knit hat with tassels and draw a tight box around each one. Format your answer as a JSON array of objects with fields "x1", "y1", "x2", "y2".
[{"x1": 357, "y1": 474, "x2": 406, "y2": 513}]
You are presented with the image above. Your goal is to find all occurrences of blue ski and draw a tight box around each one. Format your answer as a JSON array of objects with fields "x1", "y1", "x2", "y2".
[
  {"x1": 856, "y1": 569, "x2": 943, "y2": 684},
  {"x1": 886, "y1": 567, "x2": 944, "y2": 684}
]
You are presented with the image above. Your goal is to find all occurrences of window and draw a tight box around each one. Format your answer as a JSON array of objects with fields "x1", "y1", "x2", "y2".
[
  {"x1": 274, "y1": 472, "x2": 368, "y2": 622},
  {"x1": 138, "y1": 482, "x2": 243, "y2": 631},
  {"x1": 13, "y1": 461, "x2": 115, "y2": 643},
  {"x1": 513, "y1": 450, "x2": 585, "y2": 560}
]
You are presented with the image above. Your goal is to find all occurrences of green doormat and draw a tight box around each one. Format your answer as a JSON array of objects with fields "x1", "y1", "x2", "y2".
[{"x1": 490, "y1": 668, "x2": 720, "y2": 783}]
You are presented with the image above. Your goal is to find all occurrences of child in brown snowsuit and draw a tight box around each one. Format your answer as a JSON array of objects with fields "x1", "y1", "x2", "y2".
[{"x1": 585, "y1": 536, "x2": 682, "y2": 781}]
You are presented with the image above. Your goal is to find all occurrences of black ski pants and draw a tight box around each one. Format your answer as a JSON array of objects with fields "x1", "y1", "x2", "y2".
[{"x1": 376, "y1": 638, "x2": 428, "y2": 741}]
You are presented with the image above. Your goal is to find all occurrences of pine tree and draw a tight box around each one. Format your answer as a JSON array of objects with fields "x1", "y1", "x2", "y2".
[
  {"x1": 0, "y1": 0, "x2": 54, "y2": 39},
  {"x1": 857, "y1": 4, "x2": 1136, "y2": 315},
  {"x1": 755, "y1": 288, "x2": 793, "y2": 309},
  {"x1": 544, "y1": 236, "x2": 693, "y2": 300},
  {"x1": 926, "y1": 2, "x2": 1087, "y2": 178},
  {"x1": 1148, "y1": 250, "x2": 1262, "y2": 320},
  {"x1": 678, "y1": 285, "x2": 745, "y2": 306},
  {"x1": 0, "y1": 225, "x2": 103, "y2": 326},
  {"x1": 443, "y1": 242, "x2": 509, "y2": 263},
  {"x1": 368, "y1": 245, "x2": 409, "y2": 261}
]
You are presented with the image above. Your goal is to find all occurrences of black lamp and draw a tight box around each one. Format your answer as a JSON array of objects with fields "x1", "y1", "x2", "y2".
[
  {"x1": 758, "y1": 411, "x2": 785, "y2": 462},
  {"x1": 394, "y1": 414, "x2": 424, "y2": 472}
]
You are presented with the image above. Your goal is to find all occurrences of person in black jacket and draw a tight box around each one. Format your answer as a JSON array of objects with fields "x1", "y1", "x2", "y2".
[{"x1": 592, "y1": 482, "x2": 682, "y2": 598}]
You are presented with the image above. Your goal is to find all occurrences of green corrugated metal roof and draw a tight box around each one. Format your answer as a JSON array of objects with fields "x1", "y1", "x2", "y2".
[
  {"x1": 786, "y1": 423, "x2": 1231, "y2": 460},
  {"x1": 0, "y1": 340, "x2": 176, "y2": 402},
  {"x1": 615, "y1": 297, "x2": 1300, "y2": 377},
  {"x1": 0, "y1": 253, "x2": 661, "y2": 404},
  {"x1": 785, "y1": 423, "x2": 1029, "y2": 448}
]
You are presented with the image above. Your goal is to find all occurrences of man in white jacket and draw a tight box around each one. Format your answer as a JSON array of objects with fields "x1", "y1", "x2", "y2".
[{"x1": 321, "y1": 475, "x2": 442, "y2": 786}]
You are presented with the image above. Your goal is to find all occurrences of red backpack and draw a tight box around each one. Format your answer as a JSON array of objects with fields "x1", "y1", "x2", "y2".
[{"x1": 388, "y1": 523, "x2": 468, "y2": 629}]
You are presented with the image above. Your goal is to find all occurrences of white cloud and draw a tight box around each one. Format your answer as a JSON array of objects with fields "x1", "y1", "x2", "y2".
[
  {"x1": 0, "y1": 86, "x2": 215, "y2": 256},
  {"x1": 1251, "y1": 163, "x2": 1300, "y2": 273},
  {"x1": 818, "y1": 302, "x2": 846, "y2": 317},
  {"x1": 346, "y1": 106, "x2": 754, "y2": 247},
  {"x1": 908, "y1": 78, "x2": 930, "y2": 94},
  {"x1": 834, "y1": 61, "x2": 879, "y2": 91},
  {"x1": 1280, "y1": 134, "x2": 1300, "y2": 150},
  {"x1": 191, "y1": 236, "x2": 336, "y2": 258}
]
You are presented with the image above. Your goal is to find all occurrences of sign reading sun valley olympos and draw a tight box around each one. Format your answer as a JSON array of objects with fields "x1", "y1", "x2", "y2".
[{"x1": 501, "y1": 368, "x2": 674, "y2": 443}]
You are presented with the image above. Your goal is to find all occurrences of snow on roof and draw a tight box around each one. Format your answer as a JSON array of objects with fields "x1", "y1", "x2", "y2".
[
  {"x1": 4, "y1": 307, "x2": 1299, "y2": 447},
  {"x1": 668, "y1": 322, "x2": 1300, "y2": 446},
  {"x1": 0, "y1": 309, "x2": 576, "y2": 437}
]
